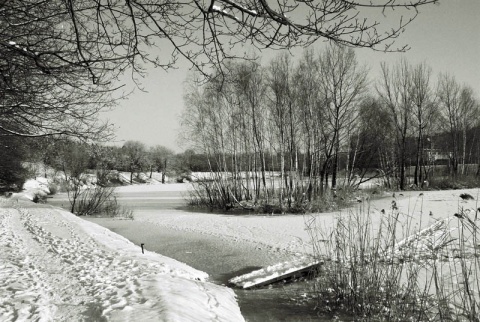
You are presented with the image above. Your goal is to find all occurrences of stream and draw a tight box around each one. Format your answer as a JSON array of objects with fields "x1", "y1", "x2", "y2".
[{"x1": 48, "y1": 188, "x2": 331, "y2": 321}]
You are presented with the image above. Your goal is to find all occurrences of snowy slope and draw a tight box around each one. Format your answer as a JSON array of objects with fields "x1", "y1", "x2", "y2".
[{"x1": 0, "y1": 199, "x2": 244, "y2": 321}]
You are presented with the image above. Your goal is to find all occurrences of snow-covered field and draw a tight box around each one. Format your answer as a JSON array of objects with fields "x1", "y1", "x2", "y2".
[{"x1": 0, "y1": 189, "x2": 244, "y2": 321}]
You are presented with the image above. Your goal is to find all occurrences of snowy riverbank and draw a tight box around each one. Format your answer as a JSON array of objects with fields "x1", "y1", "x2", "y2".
[{"x1": 0, "y1": 198, "x2": 244, "y2": 321}]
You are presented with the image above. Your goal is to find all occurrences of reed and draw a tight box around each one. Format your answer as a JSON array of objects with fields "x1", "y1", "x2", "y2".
[{"x1": 306, "y1": 198, "x2": 480, "y2": 321}]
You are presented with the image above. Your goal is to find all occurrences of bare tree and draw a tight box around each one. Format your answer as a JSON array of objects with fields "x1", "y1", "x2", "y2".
[
  {"x1": 458, "y1": 85, "x2": 478, "y2": 175},
  {"x1": 231, "y1": 61, "x2": 268, "y2": 200},
  {"x1": 2, "y1": 0, "x2": 436, "y2": 140},
  {"x1": 267, "y1": 53, "x2": 297, "y2": 207},
  {"x1": 57, "y1": 141, "x2": 91, "y2": 213},
  {"x1": 437, "y1": 73, "x2": 465, "y2": 174},
  {"x1": 355, "y1": 97, "x2": 396, "y2": 188},
  {"x1": 293, "y1": 49, "x2": 322, "y2": 198},
  {"x1": 1, "y1": 1, "x2": 117, "y2": 139},
  {"x1": 410, "y1": 62, "x2": 435, "y2": 185},
  {"x1": 377, "y1": 59, "x2": 413, "y2": 190},
  {"x1": 317, "y1": 44, "x2": 367, "y2": 189}
]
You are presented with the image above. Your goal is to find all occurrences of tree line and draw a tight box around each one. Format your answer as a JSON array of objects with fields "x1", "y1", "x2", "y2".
[
  {"x1": 0, "y1": 136, "x2": 215, "y2": 191},
  {"x1": 182, "y1": 44, "x2": 479, "y2": 211}
]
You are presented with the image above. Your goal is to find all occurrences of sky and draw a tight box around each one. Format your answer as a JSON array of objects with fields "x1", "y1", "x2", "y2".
[{"x1": 102, "y1": 0, "x2": 480, "y2": 153}]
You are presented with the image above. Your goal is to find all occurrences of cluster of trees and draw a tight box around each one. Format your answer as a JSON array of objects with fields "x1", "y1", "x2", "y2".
[
  {"x1": 26, "y1": 139, "x2": 175, "y2": 183},
  {"x1": 375, "y1": 61, "x2": 479, "y2": 188},
  {"x1": 22, "y1": 138, "x2": 216, "y2": 184},
  {"x1": 0, "y1": 0, "x2": 437, "y2": 191},
  {"x1": 182, "y1": 45, "x2": 479, "y2": 210},
  {"x1": 0, "y1": 130, "x2": 220, "y2": 191},
  {"x1": 0, "y1": 136, "x2": 29, "y2": 190}
]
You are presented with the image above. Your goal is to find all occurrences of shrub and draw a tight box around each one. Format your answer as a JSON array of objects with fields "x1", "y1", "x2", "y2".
[
  {"x1": 187, "y1": 180, "x2": 232, "y2": 210},
  {"x1": 187, "y1": 179, "x2": 356, "y2": 214},
  {"x1": 72, "y1": 185, "x2": 114, "y2": 215},
  {"x1": 32, "y1": 191, "x2": 48, "y2": 203},
  {"x1": 48, "y1": 183, "x2": 58, "y2": 195},
  {"x1": 71, "y1": 185, "x2": 133, "y2": 219},
  {"x1": 101, "y1": 196, "x2": 134, "y2": 219},
  {"x1": 176, "y1": 173, "x2": 192, "y2": 183},
  {"x1": 429, "y1": 174, "x2": 480, "y2": 190}
]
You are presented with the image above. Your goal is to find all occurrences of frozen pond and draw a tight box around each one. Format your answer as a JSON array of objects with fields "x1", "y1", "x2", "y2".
[
  {"x1": 48, "y1": 183, "x2": 480, "y2": 320},
  {"x1": 48, "y1": 185, "x2": 328, "y2": 321}
]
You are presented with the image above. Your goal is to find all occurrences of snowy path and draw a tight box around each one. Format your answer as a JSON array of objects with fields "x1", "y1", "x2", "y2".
[{"x1": 0, "y1": 200, "x2": 244, "y2": 322}]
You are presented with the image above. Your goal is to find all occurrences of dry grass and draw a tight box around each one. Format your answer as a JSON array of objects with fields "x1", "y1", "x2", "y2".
[{"x1": 305, "y1": 200, "x2": 480, "y2": 321}]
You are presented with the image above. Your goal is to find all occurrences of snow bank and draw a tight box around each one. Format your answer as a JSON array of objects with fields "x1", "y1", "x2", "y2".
[
  {"x1": 0, "y1": 199, "x2": 244, "y2": 321},
  {"x1": 6, "y1": 177, "x2": 51, "y2": 202}
]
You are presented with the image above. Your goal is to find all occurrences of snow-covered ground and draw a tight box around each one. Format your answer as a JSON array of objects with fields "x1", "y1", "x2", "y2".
[
  {"x1": 113, "y1": 184, "x2": 480, "y2": 257},
  {"x1": 0, "y1": 190, "x2": 244, "y2": 321},
  {"x1": 110, "y1": 184, "x2": 480, "y2": 296},
  {"x1": 3, "y1": 177, "x2": 480, "y2": 321}
]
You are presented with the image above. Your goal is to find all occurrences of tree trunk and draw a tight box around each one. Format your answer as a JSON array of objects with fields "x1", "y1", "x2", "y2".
[
  {"x1": 332, "y1": 136, "x2": 339, "y2": 189},
  {"x1": 162, "y1": 159, "x2": 167, "y2": 184},
  {"x1": 399, "y1": 143, "x2": 406, "y2": 190},
  {"x1": 462, "y1": 127, "x2": 467, "y2": 175},
  {"x1": 414, "y1": 132, "x2": 422, "y2": 186}
]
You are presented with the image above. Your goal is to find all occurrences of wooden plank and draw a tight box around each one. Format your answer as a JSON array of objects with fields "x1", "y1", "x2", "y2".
[{"x1": 228, "y1": 257, "x2": 322, "y2": 289}]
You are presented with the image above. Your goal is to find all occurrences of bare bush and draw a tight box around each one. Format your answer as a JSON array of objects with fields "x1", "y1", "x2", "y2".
[
  {"x1": 187, "y1": 176, "x2": 353, "y2": 214},
  {"x1": 72, "y1": 185, "x2": 133, "y2": 219}
]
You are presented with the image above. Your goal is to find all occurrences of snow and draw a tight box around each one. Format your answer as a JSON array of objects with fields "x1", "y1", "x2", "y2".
[
  {"x1": 229, "y1": 256, "x2": 321, "y2": 289},
  {"x1": 8, "y1": 178, "x2": 51, "y2": 202},
  {"x1": 4, "y1": 176, "x2": 480, "y2": 320},
  {"x1": 0, "y1": 182, "x2": 245, "y2": 321},
  {"x1": 109, "y1": 186, "x2": 480, "y2": 257},
  {"x1": 107, "y1": 185, "x2": 480, "y2": 285},
  {"x1": 114, "y1": 171, "x2": 166, "y2": 185},
  {"x1": 211, "y1": 4, "x2": 230, "y2": 15},
  {"x1": 23, "y1": 178, "x2": 50, "y2": 192},
  {"x1": 115, "y1": 182, "x2": 191, "y2": 193}
]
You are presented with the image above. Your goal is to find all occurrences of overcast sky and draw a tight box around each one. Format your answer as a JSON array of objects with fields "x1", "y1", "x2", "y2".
[{"x1": 102, "y1": 0, "x2": 480, "y2": 153}]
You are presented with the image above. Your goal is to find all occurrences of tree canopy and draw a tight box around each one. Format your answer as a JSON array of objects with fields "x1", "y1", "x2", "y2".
[{"x1": 1, "y1": 0, "x2": 436, "y2": 139}]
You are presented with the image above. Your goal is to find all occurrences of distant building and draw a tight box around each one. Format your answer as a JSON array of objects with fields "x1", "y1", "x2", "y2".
[{"x1": 424, "y1": 148, "x2": 451, "y2": 164}]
